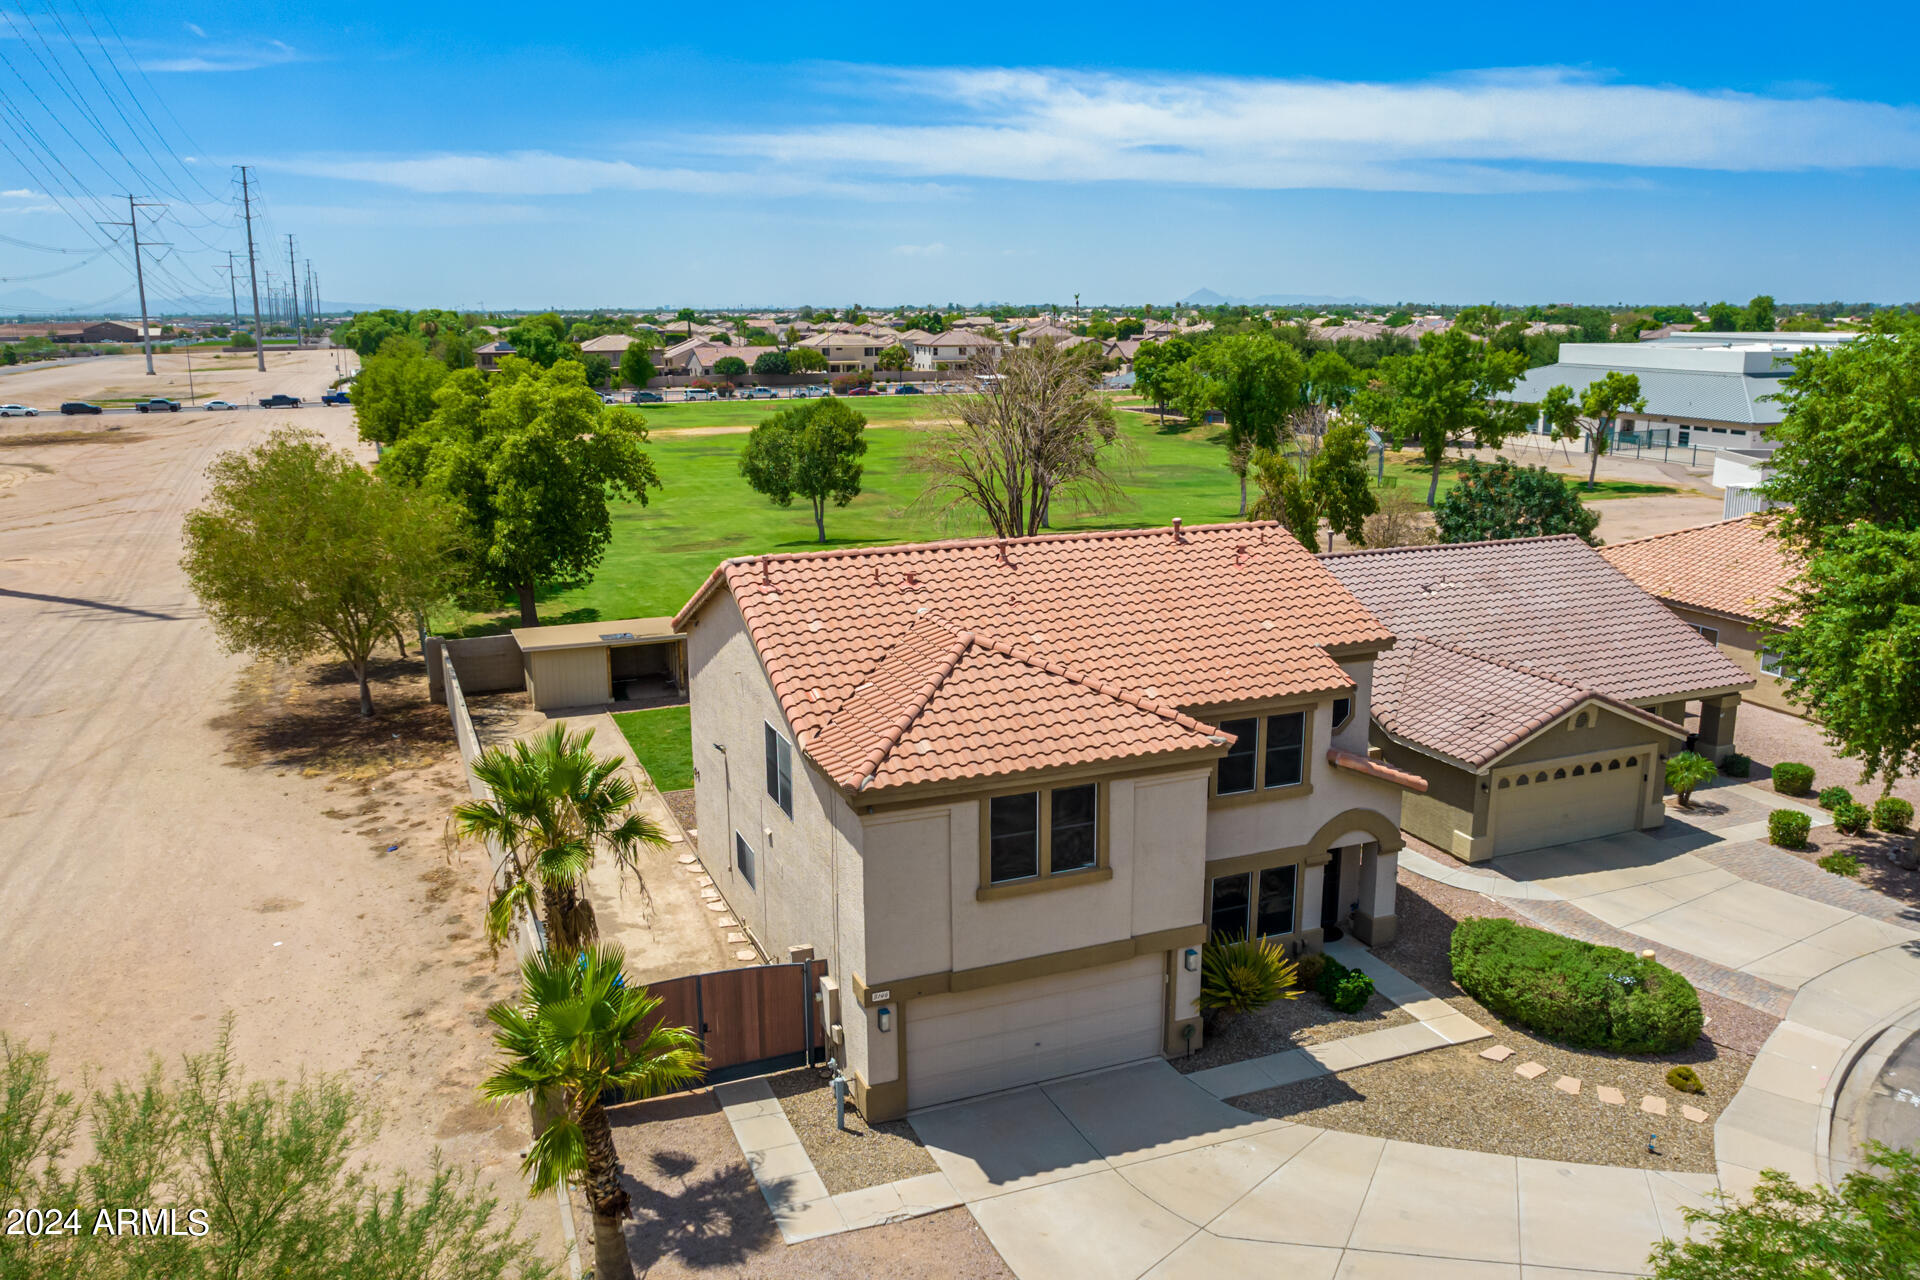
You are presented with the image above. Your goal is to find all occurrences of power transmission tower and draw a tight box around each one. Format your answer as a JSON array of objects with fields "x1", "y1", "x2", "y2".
[
  {"x1": 221, "y1": 251, "x2": 240, "y2": 336},
  {"x1": 305, "y1": 259, "x2": 316, "y2": 337},
  {"x1": 101, "y1": 196, "x2": 166, "y2": 375},
  {"x1": 285, "y1": 235, "x2": 304, "y2": 348},
  {"x1": 239, "y1": 166, "x2": 266, "y2": 372}
]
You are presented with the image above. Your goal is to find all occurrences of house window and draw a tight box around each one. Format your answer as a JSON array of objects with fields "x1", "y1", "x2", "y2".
[
  {"x1": 1761, "y1": 649, "x2": 1798, "y2": 681},
  {"x1": 1333, "y1": 697, "x2": 1353, "y2": 730},
  {"x1": 1264, "y1": 712, "x2": 1305, "y2": 789},
  {"x1": 1256, "y1": 865, "x2": 1298, "y2": 937},
  {"x1": 764, "y1": 723, "x2": 793, "y2": 817},
  {"x1": 1217, "y1": 718, "x2": 1258, "y2": 795},
  {"x1": 734, "y1": 831, "x2": 756, "y2": 887},
  {"x1": 1209, "y1": 866, "x2": 1298, "y2": 940},
  {"x1": 1050, "y1": 783, "x2": 1098, "y2": 873},
  {"x1": 1209, "y1": 873, "x2": 1251, "y2": 941},
  {"x1": 987, "y1": 792, "x2": 1041, "y2": 884},
  {"x1": 983, "y1": 784, "x2": 1105, "y2": 890},
  {"x1": 1689, "y1": 623, "x2": 1720, "y2": 645}
]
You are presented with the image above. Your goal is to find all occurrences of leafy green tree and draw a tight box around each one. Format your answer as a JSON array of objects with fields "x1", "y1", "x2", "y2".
[
  {"x1": 1130, "y1": 336, "x2": 1193, "y2": 418},
  {"x1": 1355, "y1": 327, "x2": 1530, "y2": 504},
  {"x1": 1541, "y1": 371, "x2": 1647, "y2": 488},
  {"x1": 711, "y1": 355, "x2": 748, "y2": 376},
  {"x1": 181, "y1": 429, "x2": 457, "y2": 716},
  {"x1": 1114, "y1": 316, "x2": 1145, "y2": 339},
  {"x1": 751, "y1": 349, "x2": 791, "y2": 376},
  {"x1": 453, "y1": 723, "x2": 664, "y2": 953},
  {"x1": 738, "y1": 399, "x2": 868, "y2": 542},
  {"x1": 504, "y1": 313, "x2": 567, "y2": 367},
  {"x1": 787, "y1": 344, "x2": 827, "y2": 373},
  {"x1": 482, "y1": 945, "x2": 703, "y2": 1280},
  {"x1": 1248, "y1": 421, "x2": 1377, "y2": 552},
  {"x1": 618, "y1": 341, "x2": 656, "y2": 389},
  {"x1": 1431, "y1": 458, "x2": 1599, "y2": 545},
  {"x1": 1665, "y1": 752, "x2": 1716, "y2": 807},
  {"x1": 1648, "y1": 1145, "x2": 1919, "y2": 1280},
  {"x1": 0, "y1": 1029, "x2": 552, "y2": 1280},
  {"x1": 1706, "y1": 301, "x2": 1741, "y2": 331},
  {"x1": 673, "y1": 307, "x2": 697, "y2": 339},
  {"x1": 1740, "y1": 294, "x2": 1777, "y2": 332},
  {"x1": 1180, "y1": 333, "x2": 1307, "y2": 513},
  {"x1": 579, "y1": 352, "x2": 612, "y2": 389},
  {"x1": 876, "y1": 343, "x2": 911, "y2": 372},
  {"x1": 380, "y1": 359, "x2": 661, "y2": 627}
]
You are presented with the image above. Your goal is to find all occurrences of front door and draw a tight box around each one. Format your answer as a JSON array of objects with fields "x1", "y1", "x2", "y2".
[{"x1": 1320, "y1": 855, "x2": 1343, "y2": 930}]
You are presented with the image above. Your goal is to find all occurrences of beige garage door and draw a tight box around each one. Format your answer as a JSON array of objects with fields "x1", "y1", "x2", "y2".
[
  {"x1": 1492, "y1": 752, "x2": 1647, "y2": 856},
  {"x1": 905, "y1": 954, "x2": 1165, "y2": 1109}
]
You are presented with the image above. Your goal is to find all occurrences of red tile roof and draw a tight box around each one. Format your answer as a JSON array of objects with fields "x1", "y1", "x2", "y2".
[
  {"x1": 1321, "y1": 536, "x2": 1751, "y2": 705},
  {"x1": 1599, "y1": 515, "x2": 1797, "y2": 625},
  {"x1": 677, "y1": 522, "x2": 1393, "y2": 792}
]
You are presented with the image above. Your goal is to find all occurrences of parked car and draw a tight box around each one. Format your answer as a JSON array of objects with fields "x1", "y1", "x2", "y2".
[
  {"x1": 0, "y1": 404, "x2": 39, "y2": 417},
  {"x1": 258, "y1": 394, "x2": 302, "y2": 408},
  {"x1": 321, "y1": 390, "x2": 351, "y2": 406},
  {"x1": 745, "y1": 386, "x2": 776, "y2": 399},
  {"x1": 136, "y1": 398, "x2": 180, "y2": 413},
  {"x1": 683, "y1": 388, "x2": 717, "y2": 401},
  {"x1": 796, "y1": 385, "x2": 829, "y2": 398},
  {"x1": 892, "y1": 384, "x2": 924, "y2": 395},
  {"x1": 59, "y1": 401, "x2": 102, "y2": 415},
  {"x1": 203, "y1": 399, "x2": 239, "y2": 411},
  {"x1": 844, "y1": 387, "x2": 876, "y2": 397},
  {"x1": 630, "y1": 390, "x2": 663, "y2": 403}
]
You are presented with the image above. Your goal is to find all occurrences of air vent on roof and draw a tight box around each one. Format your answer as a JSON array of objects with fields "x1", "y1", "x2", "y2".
[{"x1": 599, "y1": 632, "x2": 635, "y2": 641}]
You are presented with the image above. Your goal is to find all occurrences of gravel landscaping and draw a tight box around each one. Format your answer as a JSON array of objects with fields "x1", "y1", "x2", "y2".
[
  {"x1": 768, "y1": 1066, "x2": 940, "y2": 1195},
  {"x1": 1774, "y1": 826, "x2": 1920, "y2": 911},
  {"x1": 1172, "y1": 988, "x2": 1415, "y2": 1075},
  {"x1": 610, "y1": 1089, "x2": 1009, "y2": 1279},
  {"x1": 663, "y1": 787, "x2": 698, "y2": 850}
]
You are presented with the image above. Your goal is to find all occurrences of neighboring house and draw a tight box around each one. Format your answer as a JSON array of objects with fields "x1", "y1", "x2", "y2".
[
  {"x1": 1600, "y1": 516, "x2": 1802, "y2": 716},
  {"x1": 474, "y1": 340, "x2": 515, "y2": 372},
  {"x1": 1504, "y1": 332, "x2": 1855, "y2": 454},
  {"x1": 675, "y1": 522, "x2": 1427, "y2": 1118},
  {"x1": 1711, "y1": 448, "x2": 1780, "y2": 519},
  {"x1": 906, "y1": 329, "x2": 1000, "y2": 371},
  {"x1": 798, "y1": 332, "x2": 892, "y2": 373},
  {"x1": 578, "y1": 333, "x2": 638, "y2": 358},
  {"x1": 1016, "y1": 323, "x2": 1076, "y2": 346},
  {"x1": 684, "y1": 344, "x2": 778, "y2": 378},
  {"x1": 1322, "y1": 537, "x2": 1754, "y2": 862}
]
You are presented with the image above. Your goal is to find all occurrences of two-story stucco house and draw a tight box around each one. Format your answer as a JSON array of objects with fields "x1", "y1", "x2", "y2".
[{"x1": 673, "y1": 521, "x2": 1427, "y2": 1120}]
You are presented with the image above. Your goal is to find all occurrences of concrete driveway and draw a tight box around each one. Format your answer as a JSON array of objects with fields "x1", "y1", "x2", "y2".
[{"x1": 910, "y1": 1060, "x2": 1714, "y2": 1279}]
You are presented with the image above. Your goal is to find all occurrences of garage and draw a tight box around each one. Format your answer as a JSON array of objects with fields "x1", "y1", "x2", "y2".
[
  {"x1": 904, "y1": 953, "x2": 1166, "y2": 1109},
  {"x1": 512, "y1": 617, "x2": 687, "y2": 713},
  {"x1": 1491, "y1": 750, "x2": 1651, "y2": 856}
]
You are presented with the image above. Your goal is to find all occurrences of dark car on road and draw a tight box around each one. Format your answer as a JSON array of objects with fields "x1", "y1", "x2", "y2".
[
  {"x1": 259, "y1": 394, "x2": 303, "y2": 408},
  {"x1": 136, "y1": 398, "x2": 180, "y2": 413},
  {"x1": 321, "y1": 390, "x2": 351, "y2": 406},
  {"x1": 60, "y1": 401, "x2": 104, "y2": 415},
  {"x1": 892, "y1": 384, "x2": 924, "y2": 394},
  {"x1": 630, "y1": 391, "x2": 663, "y2": 403}
]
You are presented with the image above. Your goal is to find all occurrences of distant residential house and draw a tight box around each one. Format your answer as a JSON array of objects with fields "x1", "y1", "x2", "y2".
[
  {"x1": 578, "y1": 334, "x2": 639, "y2": 357},
  {"x1": 908, "y1": 329, "x2": 1000, "y2": 370},
  {"x1": 799, "y1": 332, "x2": 892, "y2": 374},
  {"x1": 474, "y1": 340, "x2": 516, "y2": 371},
  {"x1": 684, "y1": 343, "x2": 779, "y2": 378},
  {"x1": 1016, "y1": 323, "x2": 1076, "y2": 347}
]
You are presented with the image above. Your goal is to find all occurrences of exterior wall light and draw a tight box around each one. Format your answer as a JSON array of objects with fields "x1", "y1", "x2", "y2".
[
  {"x1": 877, "y1": 1007, "x2": 892, "y2": 1033},
  {"x1": 1184, "y1": 947, "x2": 1200, "y2": 973}
]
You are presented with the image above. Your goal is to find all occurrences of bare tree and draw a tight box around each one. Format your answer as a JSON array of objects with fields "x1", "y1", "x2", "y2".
[
  {"x1": 1359, "y1": 481, "x2": 1436, "y2": 548},
  {"x1": 914, "y1": 340, "x2": 1134, "y2": 537}
]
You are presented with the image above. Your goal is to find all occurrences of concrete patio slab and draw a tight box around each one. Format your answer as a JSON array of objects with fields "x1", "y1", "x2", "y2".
[
  {"x1": 1043, "y1": 1061, "x2": 1279, "y2": 1166},
  {"x1": 1118, "y1": 1125, "x2": 1319, "y2": 1226},
  {"x1": 1209, "y1": 1129, "x2": 1387, "y2": 1249},
  {"x1": 1715, "y1": 1088, "x2": 1823, "y2": 1184},
  {"x1": 1645, "y1": 1171, "x2": 1720, "y2": 1247},
  {"x1": 1188, "y1": 1056, "x2": 1290, "y2": 1100},
  {"x1": 1143, "y1": 1234, "x2": 1344, "y2": 1279},
  {"x1": 1349, "y1": 1140, "x2": 1521, "y2": 1264},
  {"x1": 967, "y1": 1168, "x2": 1195, "y2": 1280},
  {"x1": 1337, "y1": 1252, "x2": 1519, "y2": 1279},
  {"x1": 910, "y1": 1087, "x2": 1105, "y2": 1202},
  {"x1": 1428, "y1": 1011, "x2": 1493, "y2": 1044},
  {"x1": 1515, "y1": 1159, "x2": 1666, "y2": 1274}
]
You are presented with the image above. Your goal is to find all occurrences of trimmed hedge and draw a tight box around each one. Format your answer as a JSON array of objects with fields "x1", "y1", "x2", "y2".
[
  {"x1": 1719, "y1": 752, "x2": 1752, "y2": 778},
  {"x1": 1874, "y1": 797, "x2": 1915, "y2": 832},
  {"x1": 1834, "y1": 802, "x2": 1873, "y2": 836},
  {"x1": 1450, "y1": 918, "x2": 1702, "y2": 1053},
  {"x1": 1772, "y1": 762, "x2": 1815, "y2": 796},
  {"x1": 1818, "y1": 785, "x2": 1855, "y2": 811},
  {"x1": 1315, "y1": 955, "x2": 1375, "y2": 1014},
  {"x1": 1770, "y1": 809, "x2": 1813, "y2": 848}
]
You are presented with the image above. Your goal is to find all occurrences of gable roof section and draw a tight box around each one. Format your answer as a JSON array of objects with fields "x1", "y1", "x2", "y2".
[
  {"x1": 1598, "y1": 515, "x2": 1797, "y2": 625},
  {"x1": 1506, "y1": 364, "x2": 1787, "y2": 426},
  {"x1": 680, "y1": 522, "x2": 1393, "y2": 793},
  {"x1": 1372, "y1": 637, "x2": 1683, "y2": 769},
  {"x1": 1320, "y1": 536, "x2": 1750, "y2": 705}
]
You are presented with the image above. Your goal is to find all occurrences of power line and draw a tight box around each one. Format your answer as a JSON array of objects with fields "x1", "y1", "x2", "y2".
[
  {"x1": 240, "y1": 165, "x2": 265, "y2": 371},
  {"x1": 98, "y1": 194, "x2": 163, "y2": 373}
]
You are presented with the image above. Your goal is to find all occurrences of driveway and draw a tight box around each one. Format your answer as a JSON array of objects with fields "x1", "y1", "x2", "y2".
[{"x1": 909, "y1": 1060, "x2": 1714, "y2": 1280}]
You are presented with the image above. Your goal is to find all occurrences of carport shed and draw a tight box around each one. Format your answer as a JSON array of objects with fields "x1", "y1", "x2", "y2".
[{"x1": 511, "y1": 617, "x2": 687, "y2": 712}]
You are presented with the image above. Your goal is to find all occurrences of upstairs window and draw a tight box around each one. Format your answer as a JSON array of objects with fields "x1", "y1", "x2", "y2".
[
  {"x1": 987, "y1": 792, "x2": 1041, "y2": 884},
  {"x1": 1332, "y1": 697, "x2": 1353, "y2": 730},
  {"x1": 1216, "y1": 718, "x2": 1258, "y2": 795},
  {"x1": 983, "y1": 785, "x2": 1105, "y2": 889},
  {"x1": 734, "y1": 831, "x2": 757, "y2": 887},
  {"x1": 764, "y1": 723, "x2": 793, "y2": 816},
  {"x1": 1263, "y1": 712, "x2": 1305, "y2": 789}
]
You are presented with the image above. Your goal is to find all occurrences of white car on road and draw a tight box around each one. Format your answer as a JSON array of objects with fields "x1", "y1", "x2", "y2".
[
  {"x1": 0, "y1": 404, "x2": 39, "y2": 417},
  {"x1": 203, "y1": 400, "x2": 240, "y2": 411}
]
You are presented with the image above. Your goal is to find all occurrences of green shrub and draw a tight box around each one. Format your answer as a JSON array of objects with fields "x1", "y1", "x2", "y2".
[
  {"x1": 1294, "y1": 951, "x2": 1329, "y2": 991},
  {"x1": 1873, "y1": 797, "x2": 1915, "y2": 833},
  {"x1": 1772, "y1": 763, "x2": 1815, "y2": 796},
  {"x1": 1834, "y1": 802, "x2": 1873, "y2": 836},
  {"x1": 1313, "y1": 955, "x2": 1376, "y2": 1013},
  {"x1": 1199, "y1": 936, "x2": 1299, "y2": 1021},
  {"x1": 1770, "y1": 810, "x2": 1813, "y2": 848},
  {"x1": 1818, "y1": 785, "x2": 1855, "y2": 811},
  {"x1": 1666, "y1": 752, "x2": 1716, "y2": 807},
  {"x1": 1666, "y1": 1065, "x2": 1705, "y2": 1094},
  {"x1": 1448, "y1": 917, "x2": 1703, "y2": 1053},
  {"x1": 1719, "y1": 752, "x2": 1752, "y2": 778},
  {"x1": 1818, "y1": 851, "x2": 1861, "y2": 878}
]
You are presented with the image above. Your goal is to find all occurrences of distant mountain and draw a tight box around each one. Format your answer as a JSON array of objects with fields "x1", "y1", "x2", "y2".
[{"x1": 1179, "y1": 288, "x2": 1379, "y2": 307}]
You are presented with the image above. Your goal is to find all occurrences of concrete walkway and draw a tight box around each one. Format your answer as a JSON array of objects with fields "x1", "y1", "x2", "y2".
[
  {"x1": 911, "y1": 1060, "x2": 1716, "y2": 1280},
  {"x1": 1187, "y1": 938, "x2": 1489, "y2": 1100}
]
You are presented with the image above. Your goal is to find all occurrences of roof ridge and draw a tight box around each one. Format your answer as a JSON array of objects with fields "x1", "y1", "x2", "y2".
[
  {"x1": 1402, "y1": 634, "x2": 1587, "y2": 695},
  {"x1": 849, "y1": 630, "x2": 973, "y2": 791},
  {"x1": 728, "y1": 520, "x2": 1286, "y2": 569},
  {"x1": 1597, "y1": 511, "x2": 1773, "y2": 552},
  {"x1": 967, "y1": 629, "x2": 1224, "y2": 738},
  {"x1": 1319, "y1": 533, "x2": 1584, "y2": 561}
]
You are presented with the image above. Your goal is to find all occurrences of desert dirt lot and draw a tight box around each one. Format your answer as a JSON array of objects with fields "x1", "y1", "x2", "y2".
[
  {"x1": 0, "y1": 343, "x2": 353, "y2": 408},
  {"x1": 0, "y1": 351, "x2": 559, "y2": 1261}
]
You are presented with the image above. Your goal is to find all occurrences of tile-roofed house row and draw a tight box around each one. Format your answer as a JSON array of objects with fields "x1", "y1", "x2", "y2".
[{"x1": 1598, "y1": 514, "x2": 1797, "y2": 626}]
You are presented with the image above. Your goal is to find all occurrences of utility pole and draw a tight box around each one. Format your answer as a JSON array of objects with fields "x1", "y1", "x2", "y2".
[
  {"x1": 101, "y1": 196, "x2": 165, "y2": 375},
  {"x1": 222, "y1": 250, "x2": 240, "y2": 338},
  {"x1": 239, "y1": 165, "x2": 266, "y2": 372},
  {"x1": 305, "y1": 259, "x2": 316, "y2": 338},
  {"x1": 286, "y1": 235, "x2": 302, "y2": 347}
]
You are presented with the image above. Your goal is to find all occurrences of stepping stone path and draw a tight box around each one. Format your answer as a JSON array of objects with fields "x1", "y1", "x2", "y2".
[
  {"x1": 1480, "y1": 1045, "x2": 1515, "y2": 1062},
  {"x1": 1597, "y1": 1087, "x2": 1626, "y2": 1106},
  {"x1": 1515, "y1": 1062, "x2": 1548, "y2": 1080},
  {"x1": 1640, "y1": 1096, "x2": 1668, "y2": 1116},
  {"x1": 735, "y1": 949, "x2": 757, "y2": 961},
  {"x1": 1553, "y1": 1076, "x2": 1581, "y2": 1096},
  {"x1": 1680, "y1": 1105, "x2": 1708, "y2": 1124},
  {"x1": 707, "y1": 901, "x2": 730, "y2": 912},
  {"x1": 677, "y1": 853, "x2": 697, "y2": 865}
]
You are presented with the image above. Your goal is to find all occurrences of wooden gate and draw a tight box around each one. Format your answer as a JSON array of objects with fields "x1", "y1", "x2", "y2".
[{"x1": 633, "y1": 960, "x2": 823, "y2": 1085}]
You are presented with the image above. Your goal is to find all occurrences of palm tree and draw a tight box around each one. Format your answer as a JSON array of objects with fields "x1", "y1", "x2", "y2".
[
  {"x1": 454, "y1": 724, "x2": 664, "y2": 954},
  {"x1": 482, "y1": 944, "x2": 703, "y2": 1280}
]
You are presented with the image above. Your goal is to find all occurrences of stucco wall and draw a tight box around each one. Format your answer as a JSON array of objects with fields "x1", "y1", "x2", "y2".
[
  {"x1": 526, "y1": 647, "x2": 608, "y2": 710},
  {"x1": 1504, "y1": 707, "x2": 1676, "y2": 765},
  {"x1": 1204, "y1": 691, "x2": 1398, "y2": 862},
  {"x1": 1667, "y1": 605, "x2": 1797, "y2": 716},
  {"x1": 425, "y1": 634, "x2": 524, "y2": 704}
]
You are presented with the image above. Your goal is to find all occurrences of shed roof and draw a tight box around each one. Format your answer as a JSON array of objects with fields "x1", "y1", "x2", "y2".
[{"x1": 512, "y1": 616, "x2": 682, "y2": 653}]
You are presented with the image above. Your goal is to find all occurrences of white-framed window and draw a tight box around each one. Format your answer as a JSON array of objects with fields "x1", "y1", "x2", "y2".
[
  {"x1": 1689, "y1": 623, "x2": 1719, "y2": 645},
  {"x1": 1333, "y1": 696, "x2": 1354, "y2": 731},
  {"x1": 1761, "y1": 649, "x2": 1798, "y2": 681},
  {"x1": 734, "y1": 831, "x2": 756, "y2": 887},
  {"x1": 763, "y1": 722, "x2": 793, "y2": 816}
]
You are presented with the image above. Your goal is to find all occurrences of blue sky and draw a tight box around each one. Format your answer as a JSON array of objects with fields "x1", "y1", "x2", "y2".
[{"x1": 4, "y1": 0, "x2": 1919, "y2": 310}]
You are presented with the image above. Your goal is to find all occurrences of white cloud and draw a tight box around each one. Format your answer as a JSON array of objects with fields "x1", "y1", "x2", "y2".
[
  {"x1": 891, "y1": 242, "x2": 946, "y2": 256},
  {"x1": 144, "y1": 39, "x2": 301, "y2": 73},
  {"x1": 1, "y1": 188, "x2": 39, "y2": 198},
  {"x1": 184, "y1": 21, "x2": 205, "y2": 37}
]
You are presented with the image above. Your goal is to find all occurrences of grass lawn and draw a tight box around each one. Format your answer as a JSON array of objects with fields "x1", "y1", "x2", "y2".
[
  {"x1": 612, "y1": 706, "x2": 693, "y2": 792},
  {"x1": 632, "y1": 395, "x2": 945, "y2": 432},
  {"x1": 435, "y1": 406, "x2": 1680, "y2": 634}
]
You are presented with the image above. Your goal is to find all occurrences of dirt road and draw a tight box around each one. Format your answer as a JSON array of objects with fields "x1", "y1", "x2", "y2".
[{"x1": 0, "y1": 352, "x2": 552, "y2": 1256}]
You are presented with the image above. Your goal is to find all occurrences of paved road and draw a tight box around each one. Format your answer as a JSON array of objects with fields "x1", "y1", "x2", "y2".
[{"x1": 1861, "y1": 1027, "x2": 1920, "y2": 1157}]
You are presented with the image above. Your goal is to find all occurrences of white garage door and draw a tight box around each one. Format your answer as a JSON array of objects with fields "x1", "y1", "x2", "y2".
[
  {"x1": 1492, "y1": 751, "x2": 1648, "y2": 856},
  {"x1": 905, "y1": 954, "x2": 1166, "y2": 1109}
]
